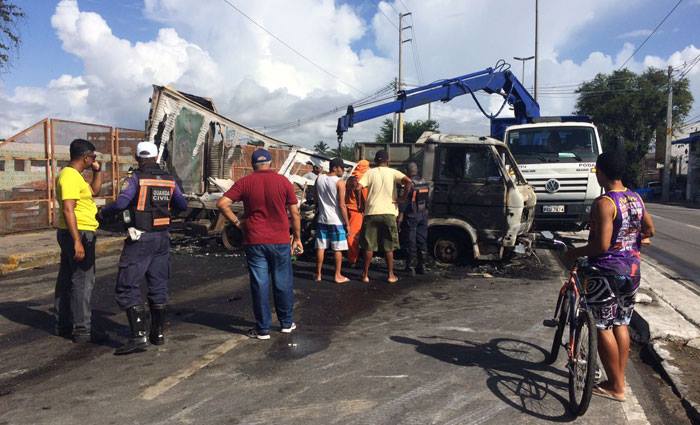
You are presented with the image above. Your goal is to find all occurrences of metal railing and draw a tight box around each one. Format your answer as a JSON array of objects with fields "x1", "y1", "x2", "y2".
[{"x1": 0, "y1": 118, "x2": 144, "y2": 234}]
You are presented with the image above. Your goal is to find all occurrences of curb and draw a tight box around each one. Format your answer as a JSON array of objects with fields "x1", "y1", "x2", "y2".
[
  {"x1": 648, "y1": 340, "x2": 700, "y2": 422},
  {"x1": 631, "y1": 304, "x2": 700, "y2": 422},
  {"x1": 0, "y1": 237, "x2": 125, "y2": 277}
]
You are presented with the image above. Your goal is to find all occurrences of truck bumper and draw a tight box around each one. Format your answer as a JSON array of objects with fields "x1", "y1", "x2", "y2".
[{"x1": 534, "y1": 201, "x2": 592, "y2": 228}]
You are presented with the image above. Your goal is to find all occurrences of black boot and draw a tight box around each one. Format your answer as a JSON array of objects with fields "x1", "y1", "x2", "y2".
[
  {"x1": 416, "y1": 250, "x2": 427, "y2": 275},
  {"x1": 114, "y1": 305, "x2": 148, "y2": 355},
  {"x1": 149, "y1": 304, "x2": 166, "y2": 345}
]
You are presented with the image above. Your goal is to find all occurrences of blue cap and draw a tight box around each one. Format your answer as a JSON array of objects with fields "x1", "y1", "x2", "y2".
[{"x1": 251, "y1": 148, "x2": 272, "y2": 164}]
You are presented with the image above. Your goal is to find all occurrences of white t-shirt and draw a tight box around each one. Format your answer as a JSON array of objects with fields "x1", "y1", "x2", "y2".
[
  {"x1": 315, "y1": 174, "x2": 343, "y2": 225},
  {"x1": 358, "y1": 166, "x2": 406, "y2": 216}
]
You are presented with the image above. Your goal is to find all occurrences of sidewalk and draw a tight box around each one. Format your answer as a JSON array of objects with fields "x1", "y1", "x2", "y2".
[
  {"x1": 557, "y1": 230, "x2": 700, "y2": 421},
  {"x1": 0, "y1": 229, "x2": 125, "y2": 276}
]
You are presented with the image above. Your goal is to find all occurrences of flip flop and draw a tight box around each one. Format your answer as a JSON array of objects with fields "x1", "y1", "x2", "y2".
[
  {"x1": 334, "y1": 277, "x2": 350, "y2": 284},
  {"x1": 314, "y1": 277, "x2": 322, "y2": 283},
  {"x1": 360, "y1": 277, "x2": 370, "y2": 284},
  {"x1": 387, "y1": 277, "x2": 399, "y2": 284},
  {"x1": 592, "y1": 386, "x2": 625, "y2": 402}
]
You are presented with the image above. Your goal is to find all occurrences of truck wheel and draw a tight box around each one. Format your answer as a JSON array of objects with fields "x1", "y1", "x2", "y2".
[
  {"x1": 221, "y1": 223, "x2": 243, "y2": 251},
  {"x1": 430, "y1": 232, "x2": 469, "y2": 265}
]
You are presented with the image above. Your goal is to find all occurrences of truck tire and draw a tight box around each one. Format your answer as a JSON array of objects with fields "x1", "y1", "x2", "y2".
[
  {"x1": 429, "y1": 229, "x2": 471, "y2": 265},
  {"x1": 221, "y1": 223, "x2": 243, "y2": 251}
]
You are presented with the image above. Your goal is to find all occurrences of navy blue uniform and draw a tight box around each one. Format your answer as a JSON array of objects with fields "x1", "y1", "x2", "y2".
[
  {"x1": 101, "y1": 164, "x2": 187, "y2": 309},
  {"x1": 400, "y1": 176, "x2": 429, "y2": 271}
]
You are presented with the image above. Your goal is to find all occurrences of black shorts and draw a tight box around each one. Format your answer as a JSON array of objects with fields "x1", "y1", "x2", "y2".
[{"x1": 583, "y1": 273, "x2": 640, "y2": 330}]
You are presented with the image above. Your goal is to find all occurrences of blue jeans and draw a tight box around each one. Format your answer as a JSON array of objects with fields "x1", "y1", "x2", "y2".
[{"x1": 244, "y1": 244, "x2": 294, "y2": 333}]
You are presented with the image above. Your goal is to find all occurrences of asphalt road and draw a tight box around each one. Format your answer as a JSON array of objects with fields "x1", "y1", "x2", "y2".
[
  {"x1": 0, "y1": 244, "x2": 692, "y2": 424},
  {"x1": 644, "y1": 203, "x2": 700, "y2": 284}
]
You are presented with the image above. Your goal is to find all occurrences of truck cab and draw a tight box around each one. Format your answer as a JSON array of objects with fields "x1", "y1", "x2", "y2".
[
  {"x1": 355, "y1": 134, "x2": 536, "y2": 263},
  {"x1": 503, "y1": 121, "x2": 603, "y2": 230}
]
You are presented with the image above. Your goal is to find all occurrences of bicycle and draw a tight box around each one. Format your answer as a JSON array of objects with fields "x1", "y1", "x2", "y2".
[{"x1": 541, "y1": 234, "x2": 602, "y2": 416}]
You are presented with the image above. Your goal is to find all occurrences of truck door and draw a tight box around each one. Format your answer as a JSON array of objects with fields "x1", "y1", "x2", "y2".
[{"x1": 431, "y1": 144, "x2": 506, "y2": 234}]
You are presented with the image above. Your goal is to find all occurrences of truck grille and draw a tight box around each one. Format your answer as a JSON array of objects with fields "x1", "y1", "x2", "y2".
[{"x1": 527, "y1": 177, "x2": 588, "y2": 194}]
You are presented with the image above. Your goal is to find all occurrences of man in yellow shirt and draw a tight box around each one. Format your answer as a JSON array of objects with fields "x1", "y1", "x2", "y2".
[
  {"x1": 55, "y1": 138, "x2": 102, "y2": 343},
  {"x1": 357, "y1": 150, "x2": 412, "y2": 283}
]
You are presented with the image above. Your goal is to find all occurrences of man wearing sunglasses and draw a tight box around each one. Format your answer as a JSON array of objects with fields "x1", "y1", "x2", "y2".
[{"x1": 55, "y1": 138, "x2": 103, "y2": 343}]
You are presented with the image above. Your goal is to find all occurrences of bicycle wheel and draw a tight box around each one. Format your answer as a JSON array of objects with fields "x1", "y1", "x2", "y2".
[
  {"x1": 568, "y1": 309, "x2": 598, "y2": 416},
  {"x1": 546, "y1": 292, "x2": 569, "y2": 364}
]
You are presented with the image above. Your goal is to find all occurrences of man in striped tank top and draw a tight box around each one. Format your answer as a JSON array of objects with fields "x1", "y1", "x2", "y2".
[{"x1": 566, "y1": 149, "x2": 655, "y2": 402}]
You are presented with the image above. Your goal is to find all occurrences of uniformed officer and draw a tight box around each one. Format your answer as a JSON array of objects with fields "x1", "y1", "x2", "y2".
[
  {"x1": 398, "y1": 162, "x2": 430, "y2": 276},
  {"x1": 99, "y1": 141, "x2": 187, "y2": 355}
]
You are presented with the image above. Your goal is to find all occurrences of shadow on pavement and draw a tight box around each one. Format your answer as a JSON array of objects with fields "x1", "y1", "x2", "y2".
[
  {"x1": 391, "y1": 335, "x2": 577, "y2": 422},
  {"x1": 0, "y1": 302, "x2": 121, "y2": 348}
]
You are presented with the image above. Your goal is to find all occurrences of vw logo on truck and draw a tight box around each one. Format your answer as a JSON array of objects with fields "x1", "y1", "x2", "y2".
[{"x1": 545, "y1": 179, "x2": 561, "y2": 193}]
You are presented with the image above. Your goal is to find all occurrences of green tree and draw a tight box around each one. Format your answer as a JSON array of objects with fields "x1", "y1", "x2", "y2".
[
  {"x1": 575, "y1": 68, "x2": 693, "y2": 187},
  {"x1": 1, "y1": 1, "x2": 24, "y2": 70},
  {"x1": 330, "y1": 143, "x2": 355, "y2": 161},
  {"x1": 313, "y1": 141, "x2": 329, "y2": 155},
  {"x1": 375, "y1": 118, "x2": 439, "y2": 144}
]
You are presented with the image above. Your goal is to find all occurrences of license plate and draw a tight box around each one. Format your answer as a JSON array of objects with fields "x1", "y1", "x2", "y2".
[{"x1": 543, "y1": 205, "x2": 565, "y2": 213}]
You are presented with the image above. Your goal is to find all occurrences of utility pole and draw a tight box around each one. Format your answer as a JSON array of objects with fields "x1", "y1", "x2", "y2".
[
  {"x1": 534, "y1": 0, "x2": 539, "y2": 103},
  {"x1": 397, "y1": 12, "x2": 412, "y2": 143},
  {"x1": 662, "y1": 65, "x2": 674, "y2": 202},
  {"x1": 513, "y1": 56, "x2": 535, "y2": 86},
  {"x1": 392, "y1": 79, "x2": 398, "y2": 144}
]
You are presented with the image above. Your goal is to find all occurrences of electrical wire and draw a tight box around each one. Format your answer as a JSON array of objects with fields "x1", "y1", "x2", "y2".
[
  {"x1": 219, "y1": 0, "x2": 367, "y2": 96},
  {"x1": 677, "y1": 53, "x2": 700, "y2": 79},
  {"x1": 398, "y1": 0, "x2": 410, "y2": 12},
  {"x1": 618, "y1": 0, "x2": 684, "y2": 70},
  {"x1": 377, "y1": 6, "x2": 399, "y2": 30}
]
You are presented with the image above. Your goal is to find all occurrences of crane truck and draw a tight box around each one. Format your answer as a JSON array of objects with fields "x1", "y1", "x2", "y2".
[{"x1": 336, "y1": 62, "x2": 603, "y2": 262}]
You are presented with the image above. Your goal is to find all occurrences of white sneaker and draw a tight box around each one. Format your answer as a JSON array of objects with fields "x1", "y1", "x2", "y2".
[
  {"x1": 247, "y1": 329, "x2": 271, "y2": 340},
  {"x1": 281, "y1": 323, "x2": 297, "y2": 333}
]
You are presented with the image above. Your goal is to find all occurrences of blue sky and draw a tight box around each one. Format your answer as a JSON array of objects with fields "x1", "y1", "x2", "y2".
[{"x1": 1, "y1": 0, "x2": 699, "y2": 144}]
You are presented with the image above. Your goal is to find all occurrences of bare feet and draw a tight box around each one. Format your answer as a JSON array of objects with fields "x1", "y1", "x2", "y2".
[
  {"x1": 334, "y1": 276, "x2": 350, "y2": 284},
  {"x1": 314, "y1": 275, "x2": 322, "y2": 282},
  {"x1": 387, "y1": 274, "x2": 399, "y2": 284},
  {"x1": 360, "y1": 275, "x2": 370, "y2": 284},
  {"x1": 593, "y1": 381, "x2": 625, "y2": 401}
]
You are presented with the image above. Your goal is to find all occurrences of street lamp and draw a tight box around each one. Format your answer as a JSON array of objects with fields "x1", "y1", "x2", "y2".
[{"x1": 513, "y1": 56, "x2": 535, "y2": 86}]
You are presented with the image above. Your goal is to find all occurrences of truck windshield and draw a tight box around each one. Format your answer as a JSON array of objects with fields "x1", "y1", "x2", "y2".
[{"x1": 506, "y1": 126, "x2": 598, "y2": 164}]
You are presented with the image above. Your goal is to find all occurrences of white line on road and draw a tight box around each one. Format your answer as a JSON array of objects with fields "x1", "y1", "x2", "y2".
[
  {"x1": 650, "y1": 214, "x2": 700, "y2": 231},
  {"x1": 140, "y1": 335, "x2": 246, "y2": 401},
  {"x1": 622, "y1": 382, "x2": 650, "y2": 425}
]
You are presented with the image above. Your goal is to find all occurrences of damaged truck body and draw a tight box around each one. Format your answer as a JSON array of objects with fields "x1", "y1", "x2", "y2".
[{"x1": 143, "y1": 85, "x2": 345, "y2": 248}]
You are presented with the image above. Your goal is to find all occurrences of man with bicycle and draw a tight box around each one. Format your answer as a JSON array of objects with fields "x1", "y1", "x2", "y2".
[{"x1": 565, "y1": 149, "x2": 655, "y2": 402}]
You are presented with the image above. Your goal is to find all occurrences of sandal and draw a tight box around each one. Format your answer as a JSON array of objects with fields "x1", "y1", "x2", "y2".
[{"x1": 592, "y1": 386, "x2": 625, "y2": 402}]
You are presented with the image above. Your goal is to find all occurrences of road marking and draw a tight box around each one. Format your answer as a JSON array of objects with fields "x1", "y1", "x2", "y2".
[
  {"x1": 363, "y1": 375, "x2": 408, "y2": 379},
  {"x1": 622, "y1": 382, "x2": 650, "y2": 425},
  {"x1": 650, "y1": 214, "x2": 700, "y2": 231},
  {"x1": 140, "y1": 335, "x2": 245, "y2": 400}
]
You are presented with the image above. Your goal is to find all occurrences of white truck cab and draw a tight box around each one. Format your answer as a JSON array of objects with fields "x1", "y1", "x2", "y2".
[{"x1": 503, "y1": 121, "x2": 603, "y2": 230}]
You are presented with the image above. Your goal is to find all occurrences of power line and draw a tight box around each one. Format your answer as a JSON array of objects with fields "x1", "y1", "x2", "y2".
[
  {"x1": 677, "y1": 53, "x2": 700, "y2": 79},
  {"x1": 219, "y1": 0, "x2": 367, "y2": 96},
  {"x1": 377, "y1": 6, "x2": 399, "y2": 29},
  {"x1": 618, "y1": 0, "x2": 684, "y2": 70},
  {"x1": 397, "y1": 0, "x2": 410, "y2": 12}
]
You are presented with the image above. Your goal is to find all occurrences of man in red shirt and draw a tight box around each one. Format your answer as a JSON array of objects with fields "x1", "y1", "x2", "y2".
[{"x1": 217, "y1": 148, "x2": 303, "y2": 339}]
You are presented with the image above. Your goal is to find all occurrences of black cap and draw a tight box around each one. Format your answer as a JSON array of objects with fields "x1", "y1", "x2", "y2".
[
  {"x1": 374, "y1": 150, "x2": 389, "y2": 163},
  {"x1": 329, "y1": 157, "x2": 345, "y2": 170}
]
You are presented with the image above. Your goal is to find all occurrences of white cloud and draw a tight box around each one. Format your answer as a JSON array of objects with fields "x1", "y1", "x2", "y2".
[
  {"x1": 617, "y1": 29, "x2": 653, "y2": 39},
  {"x1": 0, "y1": 0, "x2": 698, "y2": 148}
]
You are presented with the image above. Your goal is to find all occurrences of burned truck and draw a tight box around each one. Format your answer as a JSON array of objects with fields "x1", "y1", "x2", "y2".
[
  {"x1": 143, "y1": 85, "x2": 347, "y2": 248},
  {"x1": 355, "y1": 134, "x2": 536, "y2": 263}
]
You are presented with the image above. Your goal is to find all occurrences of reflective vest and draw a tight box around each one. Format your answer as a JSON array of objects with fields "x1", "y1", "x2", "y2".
[
  {"x1": 409, "y1": 178, "x2": 430, "y2": 214},
  {"x1": 130, "y1": 167, "x2": 176, "y2": 232}
]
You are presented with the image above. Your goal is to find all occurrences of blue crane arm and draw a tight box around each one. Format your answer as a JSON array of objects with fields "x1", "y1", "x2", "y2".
[{"x1": 336, "y1": 66, "x2": 540, "y2": 139}]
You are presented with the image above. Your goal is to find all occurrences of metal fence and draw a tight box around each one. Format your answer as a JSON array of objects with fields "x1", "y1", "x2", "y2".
[{"x1": 0, "y1": 118, "x2": 144, "y2": 234}]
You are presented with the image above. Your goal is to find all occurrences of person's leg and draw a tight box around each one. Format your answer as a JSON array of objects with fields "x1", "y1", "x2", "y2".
[
  {"x1": 613, "y1": 325, "x2": 631, "y2": 388},
  {"x1": 315, "y1": 248, "x2": 325, "y2": 281},
  {"x1": 404, "y1": 215, "x2": 418, "y2": 273},
  {"x1": 245, "y1": 245, "x2": 272, "y2": 334},
  {"x1": 416, "y1": 213, "x2": 429, "y2": 273},
  {"x1": 268, "y1": 244, "x2": 294, "y2": 329},
  {"x1": 114, "y1": 238, "x2": 150, "y2": 353},
  {"x1": 71, "y1": 231, "x2": 96, "y2": 337},
  {"x1": 347, "y1": 211, "x2": 363, "y2": 265},
  {"x1": 597, "y1": 328, "x2": 625, "y2": 398},
  {"x1": 145, "y1": 232, "x2": 171, "y2": 345},
  {"x1": 360, "y1": 217, "x2": 378, "y2": 282},
  {"x1": 383, "y1": 215, "x2": 400, "y2": 282},
  {"x1": 333, "y1": 251, "x2": 349, "y2": 282},
  {"x1": 55, "y1": 230, "x2": 74, "y2": 335}
]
